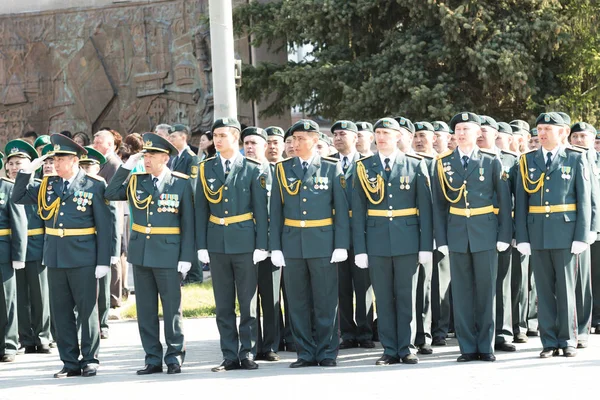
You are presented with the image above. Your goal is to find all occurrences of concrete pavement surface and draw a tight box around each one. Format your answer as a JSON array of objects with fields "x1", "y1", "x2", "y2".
[{"x1": 1, "y1": 317, "x2": 598, "y2": 400}]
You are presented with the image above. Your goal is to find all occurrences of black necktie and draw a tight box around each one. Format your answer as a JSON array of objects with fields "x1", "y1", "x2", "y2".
[
  {"x1": 546, "y1": 152, "x2": 552, "y2": 170},
  {"x1": 384, "y1": 158, "x2": 391, "y2": 178},
  {"x1": 225, "y1": 160, "x2": 231, "y2": 174},
  {"x1": 62, "y1": 180, "x2": 69, "y2": 196},
  {"x1": 462, "y1": 155, "x2": 469, "y2": 170},
  {"x1": 342, "y1": 156, "x2": 349, "y2": 173},
  {"x1": 152, "y1": 177, "x2": 158, "y2": 191},
  {"x1": 302, "y1": 161, "x2": 308, "y2": 174}
]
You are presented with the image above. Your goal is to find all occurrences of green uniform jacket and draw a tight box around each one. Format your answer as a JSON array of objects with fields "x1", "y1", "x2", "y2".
[
  {"x1": 332, "y1": 152, "x2": 362, "y2": 246},
  {"x1": 270, "y1": 155, "x2": 350, "y2": 259},
  {"x1": 12, "y1": 169, "x2": 112, "y2": 268},
  {"x1": 171, "y1": 147, "x2": 200, "y2": 198},
  {"x1": 352, "y1": 152, "x2": 433, "y2": 257},
  {"x1": 515, "y1": 147, "x2": 591, "y2": 249},
  {"x1": 195, "y1": 155, "x2": 269, "y2": 254},
  {"x1": 432, "y1": 147, "x2": 512, "y2": 253},
  {"x1": 580, "y1": 147, "x2": 600, "y2": 234},
  {"x1": 0, "y1": 177, "x2": 27, "y2": 263},
  {"x1": 105, "y1": 166, "x2": 195, "y2": 267},
  {"x1": 24, "y1": 197, "x2": 45, "y2": 262}
]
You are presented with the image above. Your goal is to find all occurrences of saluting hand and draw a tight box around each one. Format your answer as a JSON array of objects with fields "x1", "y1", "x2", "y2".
[
  {"x1": 124, "y1": 152, "x2": 144, "y2": 170},
  {"x1": 22, "y1": 154, "x2": 49, "y2": 174}
]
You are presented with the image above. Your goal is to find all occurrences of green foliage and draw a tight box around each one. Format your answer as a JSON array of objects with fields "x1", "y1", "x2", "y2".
[{"x1": 233, "y1": 0, "x2": 599, "y2": 125}]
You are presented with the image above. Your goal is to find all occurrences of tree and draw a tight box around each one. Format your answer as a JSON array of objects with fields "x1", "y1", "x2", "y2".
[{"x1": 233, "y1": 0, "x2": 593, "y2": 125}]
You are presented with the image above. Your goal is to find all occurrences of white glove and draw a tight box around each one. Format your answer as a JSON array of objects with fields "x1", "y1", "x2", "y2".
[
  {"x1": 271, "y1": 250, "x2": 286, "y2": 267},
  {"x1": 497, "y1": 242, "x2": 510, "y2": 252},
  {"x1": 23, "y1": 154, "x2": 49, "y2": 174},
  {"x1": 198, "y1": 249, "x2": 210, "y2": 264},
  {"x1": 253, "y1": 249, "x2": 269, "y2": 265},
  {"x1": 12, "y1": 261, "x2": 25, "y2": 270},
  {"x1": 571, "y1": 241, "x2": 588, "y2": 255},
  {"x1": 330, "y1": 248, "x2": 348, "y2": 263},
  {"x1": 355, "y1": 253, "x2": 369, "y2": 269},
  {"x1": 123, "y1": 152, "x2": 143, "y2": 170},
  {"x1": 177, "y1": 261, "x2": 192, "y2": 279},
  {"x1": 511, "y1": 239, "x2": 517, "y2": 248},
  {"x1": 110, "y1": 256, "x2": 119, "y2": 265},
  {"x1": 587, "y1": 231, "x2": 598, "y2": 245},
  {"x1": 437, "y1": 245, "x2": 449, "y2": 257},
  {"x1": 517, "y1": 242, "x2": 531, "y2": 256},
  {"x1": 418, "y1": 251, "x2": 433, "y2": 265},
  {"x1": 95, "y1": 265, "x2": 110, "y2": 279}
]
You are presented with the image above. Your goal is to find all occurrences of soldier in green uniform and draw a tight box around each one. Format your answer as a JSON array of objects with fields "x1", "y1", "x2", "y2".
[
  {"x1": 0, "y1": 150, "x2": 27, "y2": 362},
  {"x1": 515, "y1": 112, "x2": 591, "y2": 358},
  {"x1": 12, "y1": 134, "x2": 113, "y2": 377},
  {"x1": 331, "y1": 120, "x2": 375, "y2": 350},
  {"x1": 4, "y1": 140, "x2": 51, "y2": 355},
  {"x1": 33, "y1": 136, "x2": 51, "y2": 180},
  {"x1": 356, "y1": 122, "x2": 375, "y2": 157},
  {"x1": 105, "y1": 133, "x2": 192, "y2": 375},
  {"x1": 432, "y1": 112, "x2": 512, "y2": 362},
  {"x1": 271, "y1": 119, "x2": 350, "y2": 368},
  {"x1": 196, "y1": 118, "x2": 269, "y2": 372},
  {"x1": 353, "y1": 117, "x2": 433, "y2": 365}
]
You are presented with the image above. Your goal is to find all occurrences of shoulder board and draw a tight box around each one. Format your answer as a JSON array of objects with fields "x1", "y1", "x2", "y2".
[
  {"x1": 406, "y1": 153, "x2": 423, "y2": 160},
  {"x1": 416, "y1": 152, "x2": 434, "y2": 160},
  {"x1": 479, "y1": 148, "x2": 497, "y2": 156},
  {"x1": 520, "y1": 149, "x2": 537, "y2": 157},
  {"x1": 171, "y1": 171, "x2": 189, "y2": 180},
  {"x1": 276, "y1": 157, "x2": 293, "y2": 164},
  {"x1": 321, "y1": 156, "x2": 339, "y2": 163},
  {"x1": 87, "y1": 174, "x2": 106, "y2": 183},
  {"x1": 200, "y1": 156, "x2": 216, "y2": 164},
  {"x1": 34, "y1": 178, "x2": 42, "y2": 183},
  {"x1": 435, "y1": 150, "x2": 453, "y2": 160},
  {"x1": 0, "y1": 176, "x2": 14, "y2": 183},
  {"x1": 500, "y1": 149, "x2": 518, "y2": 157},
  {"x1": 131, "y1": 171, "x2": 149, "y2": 175},
  {"x1": 566, "y1": 146, "x2": 585, "y2": 153},
  {"x1": 44, "y1": 173, "x2": 58, "y2": 178},
  {"x1": 356, "y1": 155, "x2": 373, "y2": 163},
  {"x1": 186, "y1": 149, "x2": 196, "y2": 156},
  {"x1": 245, "y1": 157, "x2": 261, "y2": 165}
]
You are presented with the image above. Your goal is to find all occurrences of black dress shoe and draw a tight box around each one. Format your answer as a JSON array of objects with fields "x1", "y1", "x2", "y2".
[
  {"x1": 241, "y1": 359, "x2": 259, "y2": 370},
  {"x1": 401, "y1": 354, "x2": 419, "y2": 364},
  {"x1": 285, "y1": 343, "x2": 297, "y2": 353},
  {"x1": 577, "y1": 341, "x2": 588, "y2": 349},
  {"x1": 24, "y1": 346, "x2": 37, "y2": 354},
  {"x1": 49, "y1": 341, "x2": 57, "y2": 348},
  {"x1": 167, "y1": 364, "x2": 181, "y2": 374},
  {"x1": 457, "y1": 353, "x2": 478, "y2": 362},
  {"x1": 339, "y1": 339, "x2": 358, "y2": 349},
  {"x1": 562, "y1": 346, "x2": 577, "y2": 357},
  {"x1": 494, "y1": 342, "x2": 516, "y2": 352},
  {"x1": 358, "y1": 339, "x2": 376, "y2": 349},
  {"x1": 289, "y1": 359, "x2": 318, "y2": 368},
  {"x1": 137, "y1": 364, "x2": 163, "y2": 375},
  {"x1": 526, "y1": 330, "x2": 539, "y2": 337},
  {"x1": 432, "y1": 337, "x2": 447, "y2": 346},
  {"x1": 375, "y1": 354, "x2": 400, "y2": 365},
  {"x1": 82, "y1": 365, "x2": 98, "y2": 377},
  {"x1": 319, "y1": 358, "x2": 337, "y2": 367},
  {"x1": 100, "y1": 330, "x2": 109, "y2": 340},
  {"x1": 0, "y1": 354, "x2": 15, "y2": 362},
  {"x1": 417, "y1": 344, "x2": 433, "y2": 355},
  {"x1": 513, "y1": 333, "x2": 528, "y2": 343},
  {"x1": 595, "y1": 325, "x2": 600, "y2": 334},
  {"x1": 211, "y1": 359, "x2": 240, "y2": 372},
  {"x1": 479, "y1": 353, "x2": 496, "y2": 362},
  {"x1": 540, "y1": 347, "x2": 559, "y2": 358},
  {"x1": 263, "y1": 351, "x2": 280, "y2": 361},
  {"x1": 36, "y1": 345, "x2": 52, "y2": 354},
  {"x1": 54, "y1": 367, "x2": 81, "y2": 378}
]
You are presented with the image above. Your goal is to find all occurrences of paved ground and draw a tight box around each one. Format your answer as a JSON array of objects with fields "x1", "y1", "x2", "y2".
[{"x1": 1, "y1": 317, "x2": 598, "y2": 399}]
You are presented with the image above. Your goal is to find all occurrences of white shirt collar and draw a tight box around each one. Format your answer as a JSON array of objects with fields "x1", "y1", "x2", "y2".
[
  {"x1": 220, "y1": 151, "x2": 241, "y2": 172},
  {"x1": 457, "y1": 147, "x2": 475, "y2": 160},
  {"x1": 542, "y1": 146, "x2": 560, "y2": 163},
  {"x1": 151, "y1": 167, "x2": 169, "y2": 187},
  {"x1": 378, "y1": 149, "x2": 399, "y2": 169},
  {"x1": 178, "y1": 146, "x2": 189, "y2": 157},
  {"x1": 298, "y1": 156, "x2": 313, "y2": 167},
  {"x1": 339, "y1": 151, "x2": 356, "y2": 165}
]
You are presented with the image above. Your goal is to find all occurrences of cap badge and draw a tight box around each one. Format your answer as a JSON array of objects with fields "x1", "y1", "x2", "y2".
[
  {"x1": 462, "y1": 113, "x2": 468, "y2": 121},
  {"x1": 145, "y1": 140, "x2": 153, "y2": 147},
  {"x1": 544, "y1": 115, "x2": 550, "y2": 122},
  {"x1": 10, "y1": 147, "x2": 19, "y2": 154},
  {"x1": 54, "y1": 144, "x2": 61, "y2": 151},
  {"x1": 304, "y1": 122, "x2": 311, "y2": 130},
  {"x1": 222, "y1": 118, "x2": 229, "y2": 124},
  {"x1": 341, "y1": 121, "x2": 347, "y2": 129}
]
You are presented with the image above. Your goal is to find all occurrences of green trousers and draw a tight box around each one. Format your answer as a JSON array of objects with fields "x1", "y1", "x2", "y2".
[
  {"x1": 98, "y1": 272, "x2": 111, "y2": 332},
  {"x1": 133, "y1": 265, "x2": 185, "y2": 366},
  {"x1": 415, "y1": 258, "x2": 433, "y2": 346},
  {"x1": 257, "y1": 258, "x2": 281, "y2": 353},
  {"x1": 496, "y1": 247, "x2": 513, "y2": 344},
  {"x1": 590, "y1": 241, "x2": 600, "y2": 326},
  {"x1": 48, "y1": 266, "x2": 99, "y2": 370},
  {"x1": 511, "y1": 248, "x2": 529, "y2": 335},
  {"x1": 0, "y1": 262, "x2": 18, "y2": 356},
  {"x1": 431, "y1": 249, "x2": 451, "y2": 341},
  {"x1": 338, "y1": 248, "x2": 373, "y2": 342},
  {"x1": 16, "y1": 260, "x2": 50, "y2": 347},
  {"x1": 575, "y1": 247, "x2": 592, "y2": 341}
]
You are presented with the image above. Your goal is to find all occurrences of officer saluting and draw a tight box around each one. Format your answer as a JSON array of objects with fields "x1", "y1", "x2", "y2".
[
  {"x1": 105, "y1": 133, "x2": 193, "y2": 375},
  {"x1": 12, "y1": 134, "x2": 113, "y2": 377}
]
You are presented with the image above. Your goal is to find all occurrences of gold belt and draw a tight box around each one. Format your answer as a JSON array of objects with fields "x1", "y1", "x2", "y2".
[
  {"x1": 209, "y1": 212, "x2": 253, "y2": 226},
  {"x1": 0, "y1": 229, "x2": 11, "y2": 236},
  {"x1": 46, "y1": 227, "x2": 96, "y2": 238},
  {"x1": 284, "y1": 218, "x2": 333, "y2": 228},
  {"x1": 449, "y1": 205, "x2": 494, "y2": 218},
  {"x1": 132, "y1": 224, "x2": 180, "y2": 235},
  {"x1": 368, "y1": 208, "x2": 419, "y2": 218},
  {"x1": 529, "y1": 204, "x2": 576, "y2": 214},
  {"x1": 28, "y1": 228, "x2": 45, "y2": 236}
]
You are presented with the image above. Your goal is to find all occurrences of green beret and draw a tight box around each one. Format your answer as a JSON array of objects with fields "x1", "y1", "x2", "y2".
[
  {"x1": 414, "y1": 121, "x2": 434, "y2": 133},
  {"x1": 41, "y1": 143, "x2": 55, "y2": 157},
  {"x1": 557, "y1": 112, "x2": 571, "y2": 126},
  {"x1": 5, "y1": 139, "x2": 38, "y2": 160},
  {"x1": 142, "y1": 132, "x2": 178, "y2": 156},
  {"x1": 497, "y1": 122, "x2": 513, "y2": 135},
  {"x1": 290, "y1": 119, "x2": 320, "y2": 135},
  {"x1": 33, "y1": 135, "x2": 51, "y2": 149},
  {"x1": 356, "y1": 121, "x2": 374, "y2": 133},
  {"x1": 374, "y1": 117, "x2": 401, "y2": 132},
  {"x1": 509, "y1": 119, "x2": 531, "y2": 132},
  {"x1": 535, "y1": 112, "x2": 566, "y2": 127},
  {"x1": 172, "y1": 124, "x2": 189, "y2": 134},
  {"x1": 80, "y1": 146, "x2": 107, "y2": 165},
  {"x1": 212, "y1": 117, "x2": 241, "y2": 133},
  {"x1": 432, "y1": 121, "x2": 450, "y2": 133},
  {"x1": 570, "y1": 122, "x2": 595, "y2": 135},
  {"x1": 265, "y1": 126, "x2": 284, "y2": 138},
  {"x1": 319, "y1": 132, "x2": 333, "y2": 146},
  {"x1": 284, "y1": 127, "x2": 293, "y2": 140},
  {"x1": 393, "y1": 116, "x2": 415, "y2": 134},
  {"x1": 479, "y1": 115, "x2": 499, "y2": 131},
  {"x1": 0, "y1": 151, "x2": 4, "y2": 170},
  {"x1": 530, "y1": 128, "x2": 538, "y2": 137},
  {"x1": 449, "y1": 112, "x2": 481, "y2": 132},
  {"x1": 330, "y1": 120, "x2": 358, "y2": 134},
  {"x1": 50, "y1": 134, "x2": 88, "y2": 157},
  {"x1": 241, "y1": 126, "x2": 267, "y2": 142}
]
